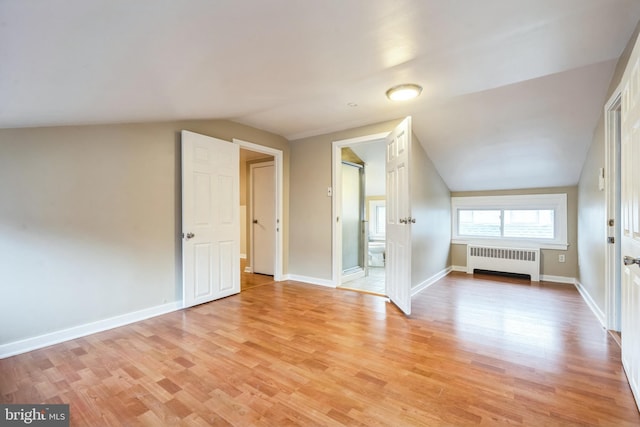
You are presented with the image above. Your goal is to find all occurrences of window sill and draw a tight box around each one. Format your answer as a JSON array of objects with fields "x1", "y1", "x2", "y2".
[{"x1": 451, "y1": 238, "x2": 568, "y2": 251}]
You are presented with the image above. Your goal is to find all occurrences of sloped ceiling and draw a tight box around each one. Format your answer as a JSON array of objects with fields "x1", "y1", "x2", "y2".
[{"x1": 1, "y1": 0, "x2": 639, "y2": 191}]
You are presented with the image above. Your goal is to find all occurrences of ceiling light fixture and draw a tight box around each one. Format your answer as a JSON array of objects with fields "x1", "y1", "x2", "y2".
[{"x1": 386, "y1": 83, "x2": 423, "y2": 101}]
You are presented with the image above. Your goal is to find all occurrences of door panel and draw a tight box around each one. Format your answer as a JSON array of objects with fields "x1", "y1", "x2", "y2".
[
  {"x1": 621, "y1": 55, "x2": 640, "y2": 410},
  {"x1": 182, "y1": 130, "x2": 240, "y2": 308},
  {"x1": 252, "y1": 162, "x2": 275, "y2": 275},
  {"x1": 385, "y1": 117, "x2": 412, "y2": 315}
]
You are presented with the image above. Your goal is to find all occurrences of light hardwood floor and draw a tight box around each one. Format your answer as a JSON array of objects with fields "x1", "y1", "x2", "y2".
[
  {"x1": 1, "y1": 272, "x2": 639, "y2": 426},
  {"x1": 241, "y1": 259, "x2": 273, "y2": 291}
]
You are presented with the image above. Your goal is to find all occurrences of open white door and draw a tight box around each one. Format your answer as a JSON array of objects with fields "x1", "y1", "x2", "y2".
[
  {"x1": 251, "y1": 161, "x2": 275, "y2": 275},
  {"x1": 620, "y1": 50, "x2": 640, "y2": 410},
  {"x1": 182, "y1": 130, "x2": 240, "y2": 308},
  {"x1": 385, "y1": 117, "x2": 412, "y2": 315}
]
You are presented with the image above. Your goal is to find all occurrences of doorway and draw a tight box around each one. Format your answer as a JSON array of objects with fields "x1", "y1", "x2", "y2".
[
  {"x1": 235, "y1": 138, "x2": 284, "y2": 290},
  {"x1": 332, "y1": 134, "x2": 388, "y2": 295}
]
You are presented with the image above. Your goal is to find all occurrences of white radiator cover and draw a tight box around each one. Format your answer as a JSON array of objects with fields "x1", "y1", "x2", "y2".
[{"x1": 466, "y1": 245, "x2": 540, "y2": 281}]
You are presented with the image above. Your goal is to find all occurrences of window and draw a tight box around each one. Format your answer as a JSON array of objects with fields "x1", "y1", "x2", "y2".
[
  {"x1": 458, "y1": 210, "x2": 501, "y2": 237},
  {"x1": 451, "y1": 194, "x2": 567, "y2": 249},
  {"x1": 368, "y1": 199, "x2": 386, "y2": 240}
]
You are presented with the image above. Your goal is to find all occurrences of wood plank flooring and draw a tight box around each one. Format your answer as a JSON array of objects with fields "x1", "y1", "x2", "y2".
[
  {"x1": 240, "y1": 259, "x2": 274, "y2": 291},
  {"x1": 2, "y1": 272, "x2": 639, "y2": 426}
]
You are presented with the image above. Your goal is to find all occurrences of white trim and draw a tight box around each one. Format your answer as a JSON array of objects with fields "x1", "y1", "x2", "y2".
[
  {"x1": 331, "y1": 132, "x2": 389, "y2": 286},
  {"x1": 451, "y1": 194, "x2": 568, "y2": 249},
  {"x1": 604, "y1": 88, "x2": 623, "y2": 332},
  {"x1": 451, "y1": 265, "x2": 467, "y2": 272},
  {"x1": 0, "y1": 301, "x2": 182, "y2": 359},
  {"x1": 540, "y1": 274, "x2": 575, "y2": 285},
  {"x1": 574, "y1": 280, "x2": 606, "y2": 329},
  {"x1": 285, "y1": 274, "x2": 336, "y2": 288},
  {"x1": 451, "y1": 239, "x2": 567, "y2": 251},
  {"x1": 233, "y1": 139, "x2": 284, "y2": 282},
  {"x1": 411, "y1": 266, "x2": 452, "y2": 297}
]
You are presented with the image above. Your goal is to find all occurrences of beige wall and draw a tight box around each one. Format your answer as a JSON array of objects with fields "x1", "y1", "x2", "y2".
[
  {"x1": 410, "y1": 133, "x2": 451, "y2": 287},
  {"x1": 0, "y1": 119, "x2": 289, "y2": 345},
  {"x1": 577, "y1": 20, "x2": 640, "y2": 311},
  {"x1": 289, "y1": 119, "x2": 403, "y2": 280},
  {"x1": 451, "y1": 186, "x2": 578, "y2": 278}
]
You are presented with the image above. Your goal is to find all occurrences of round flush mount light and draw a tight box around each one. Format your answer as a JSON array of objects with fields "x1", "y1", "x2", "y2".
[{"x1": 385, "y1": 83, "x2": 423, "y2": 101}]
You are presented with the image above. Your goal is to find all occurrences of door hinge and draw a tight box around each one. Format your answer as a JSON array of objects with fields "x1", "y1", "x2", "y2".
[{"x1": 608, "y1": 236, "x2": 615, "y2": 244}]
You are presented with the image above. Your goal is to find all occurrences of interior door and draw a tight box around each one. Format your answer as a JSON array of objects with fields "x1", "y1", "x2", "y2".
[
  {"x1": 251, "y1": 161, "x2": 275, "y2": 275},
  {"x1": 182, "y1": 130, "x2": 240, "y2": 308},
  {"x1": 621, "y1": 58, "x2": 640, "y2": 410},
  {"x1": 385, "y1": 117, "x2": 412, "y2": 315}
]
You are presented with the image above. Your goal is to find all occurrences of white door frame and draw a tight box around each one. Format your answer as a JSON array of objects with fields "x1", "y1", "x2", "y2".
[
  {"x1": 249, "y1": 160, "x2": 275, "y2": 275},
  {"x1": 331, "y1": 132, "x2": 388, "y2": 286},
  {"x1": 605, "y1": 86, "x2": 623, "y2": 331},
  {"x1": 233, "y1": 139, "x2": 284, "y2": 281}
]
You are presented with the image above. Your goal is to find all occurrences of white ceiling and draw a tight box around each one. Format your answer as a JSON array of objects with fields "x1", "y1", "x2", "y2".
[{"x1": 2, "y1": 1, "x2": 639, "y2": 191}]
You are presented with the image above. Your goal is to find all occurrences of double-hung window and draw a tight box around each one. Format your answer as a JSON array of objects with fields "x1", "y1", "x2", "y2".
[{"x1": 451, "y1": 194, "x2": 568, "y2": 249}]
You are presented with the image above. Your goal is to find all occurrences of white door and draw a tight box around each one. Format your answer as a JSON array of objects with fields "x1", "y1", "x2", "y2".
[
  {"x1": 251, "y1": 162, "x2": 275, "y2": 275},
  {"x1": 182, "y1": 130, "x2": 240, "y2": 308},
  {"x1": 385, "y1": 117, "x2": 412, "y2": 315},
  {"x1": 621, "y1": 55, "x2": 640, "y2": 410}
]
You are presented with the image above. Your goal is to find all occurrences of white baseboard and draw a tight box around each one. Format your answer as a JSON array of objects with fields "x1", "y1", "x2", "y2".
[
  {"x1": 0, "y1": 301, "x2": 182, "y2": 359},
  {"x1": 411, "y1": 266, "x2": 452, "y2": 297},
  {"x1": 244, "y1": 266, "x2": 253, "y2": 273},
  {"x1": 453, "y1": 268, "x2": 576, "y2": 285},
  {"x1": 240, "y1": 253, "x2": 247, "y2": 259},
  {"x1": 284, "y1": 274, "x2": 336, "y2": 288},
  {"x1": 540, "y1": 274, "x2": 575, "y2": 284},
  {"x1": 574, "y1": 279, "x2": 606, "y2": 328}
]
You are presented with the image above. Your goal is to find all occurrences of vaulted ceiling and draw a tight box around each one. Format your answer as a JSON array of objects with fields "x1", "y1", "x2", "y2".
[{"x1": 2, "y1": 1, "x2": 639, "y2": 191}]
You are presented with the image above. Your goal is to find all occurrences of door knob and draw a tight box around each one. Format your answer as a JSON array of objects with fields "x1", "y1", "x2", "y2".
[
  {"x1": 185, "y1": 232, "x2": 195, "y2": 240},
  {"x1": 624, "y1": 255, "x2": 640, "y2": 266}
]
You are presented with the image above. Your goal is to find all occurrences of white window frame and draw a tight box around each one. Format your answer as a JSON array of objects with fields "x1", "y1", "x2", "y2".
[
  {"x1": 451, "y1": 194, "x2": 568, "y2": 250},
  {"x1": 368, "y1": 199, "x2": 386, "y2": 241}
]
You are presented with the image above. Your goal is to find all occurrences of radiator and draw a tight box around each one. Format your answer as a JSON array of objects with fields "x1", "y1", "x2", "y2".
[{"x1": 466, "y1": 245, "x2": 540, "y2": 281}]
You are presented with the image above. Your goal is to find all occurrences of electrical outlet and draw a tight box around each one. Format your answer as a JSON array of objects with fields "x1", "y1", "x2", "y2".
[{"x1": 559, "y1": 254, "x2": 565, "y2": 263}]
